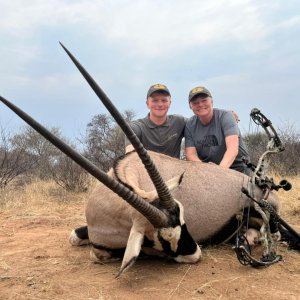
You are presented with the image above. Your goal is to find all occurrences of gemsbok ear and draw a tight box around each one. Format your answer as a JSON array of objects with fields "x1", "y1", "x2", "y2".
[
  {"x1": 142, "y1": 174, "x2": 184, "y2": 201},
  {"x1": 116, "y1": 221, "x2": 146, "y2": 277},
  {"x1": 117, "y1": 172, "x2": 184, "y2": 203}
]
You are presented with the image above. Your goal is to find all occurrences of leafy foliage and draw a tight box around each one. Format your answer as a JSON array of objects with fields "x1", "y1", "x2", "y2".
[
  {"x1": 82, "y1": 110, "x2": 135, "y2": 171},
  {"x1": 0, "y1": 126, "x2": 37, "y2": 188}
]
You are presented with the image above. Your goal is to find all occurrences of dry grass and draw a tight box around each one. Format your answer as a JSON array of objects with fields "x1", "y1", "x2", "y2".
[
  {"x1": 275, "y1": 175, "x2": 300, "y2": 222},
  {"x1": 0, "y1": 179, "x2": 88, "y2": 216}
]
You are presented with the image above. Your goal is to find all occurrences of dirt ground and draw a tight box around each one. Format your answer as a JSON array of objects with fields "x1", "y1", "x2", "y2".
[{"x1": 1, "y1": 196, "x2": 300, "y2": 300}]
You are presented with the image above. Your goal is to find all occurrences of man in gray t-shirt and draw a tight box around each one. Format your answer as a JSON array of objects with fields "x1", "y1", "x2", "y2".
[
  {"x1": 125, "y1": 84, "x2": 185, "y2": 158},
  {"x1": 185, "y1": 86, "x2": 249, "y2": 174}
]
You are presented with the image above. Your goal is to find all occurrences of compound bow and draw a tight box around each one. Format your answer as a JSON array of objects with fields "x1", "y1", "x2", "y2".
[{"x1": 235, "y1": 108, "x2": 299, "y2": 266}]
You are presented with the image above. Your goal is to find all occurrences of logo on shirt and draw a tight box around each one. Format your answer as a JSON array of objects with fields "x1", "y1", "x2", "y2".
[
  {"x1": 196, "y1": 135, "x2": 219, "y2": 147},
  {"x1": 166, "y1": 133, "x2": 178, "y2": 142}
]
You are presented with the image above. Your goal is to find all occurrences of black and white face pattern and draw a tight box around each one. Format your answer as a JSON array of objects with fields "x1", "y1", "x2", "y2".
[{"x1": 150, "y1": 200, "x2": 202, "y2": 263}]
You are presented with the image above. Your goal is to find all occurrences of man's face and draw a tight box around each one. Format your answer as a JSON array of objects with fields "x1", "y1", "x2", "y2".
[
  {"x1": 189, "y1": 95, "x2": 213, "y2": 118},
  {"x1": 146, "y1": 92, "x2": 171, "y2": 118}
]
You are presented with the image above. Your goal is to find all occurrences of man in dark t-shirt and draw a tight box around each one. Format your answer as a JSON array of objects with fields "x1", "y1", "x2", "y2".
[
  {"x1": 185, "y1": 86, "x2": 250, "y2": 174},
  {"x1": 125, "y1": 84, "x2": 185, "y2": 158}
]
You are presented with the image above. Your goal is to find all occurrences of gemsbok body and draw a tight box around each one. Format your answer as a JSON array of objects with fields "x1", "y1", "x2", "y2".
[{"x1": 69, "y1": 150, "x2": 280, "y2": 274}]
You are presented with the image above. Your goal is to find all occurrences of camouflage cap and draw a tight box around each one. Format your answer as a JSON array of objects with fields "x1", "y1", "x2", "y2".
[
  {"x1": 147, "y1": 84, "x2": 170, "y2": 98},
  {"x1": 188, "y1": 86, "x2": 212, "y2": 102}
]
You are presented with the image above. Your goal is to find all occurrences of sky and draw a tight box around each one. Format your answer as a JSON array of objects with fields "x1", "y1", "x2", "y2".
[{"x1": 1, "y1": 0, "x2": 300, "y2": 142}]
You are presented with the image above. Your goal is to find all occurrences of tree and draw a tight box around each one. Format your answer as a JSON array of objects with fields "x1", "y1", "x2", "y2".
[
  {"x1": 10, "y1": 126, "x2": 62, "y2": 180},
  {"x1": 0, "y1": 126, "x2": 37, "y2": 188},
  {"x1": 83, "y1": 110, "x2": 135, "y2": 171},
  {"x1": 10, "y1": 125, "x2": 90, "y2": 192},
  {"x1": 50, "y1": 155, "x2": 90, "y2": 193},
  {"x1": 273, "y1": 124, "x2": 300, "y2": 175},
  {"x1": 244, "y1": 123, "x2": 300, "y2": 175}
]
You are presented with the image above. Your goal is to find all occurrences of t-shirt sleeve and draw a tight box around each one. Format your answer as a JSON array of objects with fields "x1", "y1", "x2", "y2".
[
  {"x1": 184, "y1": 123, "x2": 196, "y2": 148},
  {"x1": 221, "y1": 111, "x2": 239, "y2": 137},
  {"x1": 124, "y1": 121, "x2": 142, "y2": 147}
]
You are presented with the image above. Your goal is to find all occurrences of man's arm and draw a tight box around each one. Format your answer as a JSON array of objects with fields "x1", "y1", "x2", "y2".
[
  {"x1": 185, "y1": 147, "x2": 202, "y2": 162},
  {"x1": 184, "y1": 121, "x2": 201, "y2": 162},
  {"x1": 219, "y1": 135, "x2": 239, "y2": 168}
]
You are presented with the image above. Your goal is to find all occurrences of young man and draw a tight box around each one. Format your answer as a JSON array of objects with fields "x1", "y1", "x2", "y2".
[
  {"x1": 125, "y1": 84, "x2": 185, "y2": 158},
  {"x1": 185, "y1": 86, "x2": 249, "y2": 174}
]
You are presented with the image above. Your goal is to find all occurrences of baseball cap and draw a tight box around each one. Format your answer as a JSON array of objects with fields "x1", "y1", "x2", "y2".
[
  {"x1": 188, "y1": 86, "x2": 212, "y2": 102},
  {"x1": 147, "y1": 84, "x2": 170, "y2": 98}
]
